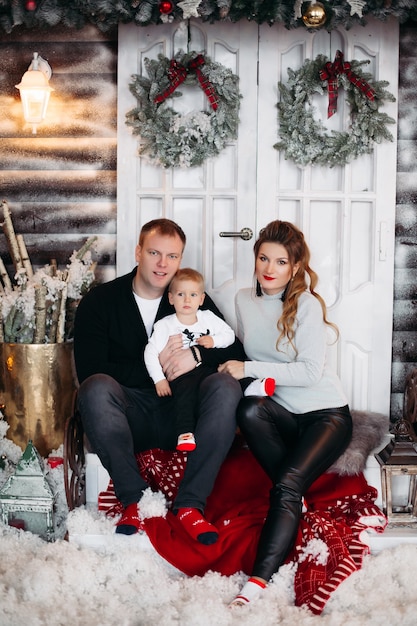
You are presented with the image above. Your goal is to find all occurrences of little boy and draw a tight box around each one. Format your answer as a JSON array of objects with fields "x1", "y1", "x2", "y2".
[{"x1": 144, "y1": 268, "x2": 275, "y2": 452}]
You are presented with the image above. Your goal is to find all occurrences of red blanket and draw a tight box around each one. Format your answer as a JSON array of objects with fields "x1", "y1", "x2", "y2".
[{"x1": 99, "y1": 441, "x2": 386, "y2": 615}]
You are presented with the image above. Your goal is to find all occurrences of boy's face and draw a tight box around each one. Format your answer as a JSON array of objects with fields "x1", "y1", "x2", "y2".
[{"x1": 168, "y1": 279, "x2": 205, "y2": 318}]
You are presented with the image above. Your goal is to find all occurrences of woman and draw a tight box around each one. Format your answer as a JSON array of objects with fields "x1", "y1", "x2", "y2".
[{"x1": 219, "y1": 220, "x2": 353, "y2": 607}]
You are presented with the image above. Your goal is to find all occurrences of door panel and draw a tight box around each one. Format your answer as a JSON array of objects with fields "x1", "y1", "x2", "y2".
[{"x1": 117, "y1": 20, "x2": 259, "y2": 330}]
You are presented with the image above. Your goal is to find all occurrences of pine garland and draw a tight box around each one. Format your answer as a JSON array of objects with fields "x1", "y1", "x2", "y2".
[
  {"x1": 275, "y1": 54, "x2": 396, "y2": 167},
  {"x1": 0, "y1": 1, "x2": 417, "y2": 34},
  {"x1": 126, "y1": 50, "x2": 241, "y2": 168}
]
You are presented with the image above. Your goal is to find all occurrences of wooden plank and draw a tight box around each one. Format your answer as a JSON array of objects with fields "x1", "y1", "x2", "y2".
[
  {"x1": 0, "y1": 201, "x2": 116, "y2": 234},
  {"x1": 392, "y1": 331, "x2": 417, "y2": 362},
  {"x1": 0, "y1": 170, "x2": 116, "y2": 200},
  {"x1": 0, "y1": 40, "x2": 118, "y2": 74},
  {"x1": 0, "y1": 139, "x2": 117, "y2": 170},
  {"x1": 0, "y1": 233, "x2": 116, "y2": 271},
  {"x1": 393, "y1": 300, "x2": 417, "y2": 332},
  {"x1": 0, "y1": 24, "x2": 116, "y2": 44}
]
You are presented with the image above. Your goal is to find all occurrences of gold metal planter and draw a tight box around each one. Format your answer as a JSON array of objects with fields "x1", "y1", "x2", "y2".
[{"x1": 0, "y1": 342, "x2": 77, "y2": 457}]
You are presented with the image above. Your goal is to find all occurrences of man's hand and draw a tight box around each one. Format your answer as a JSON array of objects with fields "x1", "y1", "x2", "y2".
[
  {"x1": 218, "y1": 360, "x2": 245, "y2": 380},
  {"x1": 159, "y1": 334, "x2": 195, "y2": 382}
]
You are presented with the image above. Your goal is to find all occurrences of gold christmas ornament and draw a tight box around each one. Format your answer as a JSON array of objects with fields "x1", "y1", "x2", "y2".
[{"x1": 302, "y1": 1, "x2": 327, "y2": 28}]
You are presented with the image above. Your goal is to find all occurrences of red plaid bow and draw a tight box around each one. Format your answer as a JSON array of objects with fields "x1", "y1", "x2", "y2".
[
  {"x1": 319, "y1": 50, "x2": 376, "y2": 118},
  {"x1": 154, "y1": 55, "x2": 219, "y2": 110}
]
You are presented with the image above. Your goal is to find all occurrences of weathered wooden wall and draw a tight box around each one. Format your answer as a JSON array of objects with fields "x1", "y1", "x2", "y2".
[
  {"x1": 391, "y1": 20, "x2": 417, "y2": 422},
  {"x1": 0, "y1": 24, "x2": 117, "y2": 284}
]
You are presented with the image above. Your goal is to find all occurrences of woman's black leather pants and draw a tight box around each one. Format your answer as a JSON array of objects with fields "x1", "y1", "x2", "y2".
[{"x1": 237, "y1": 397, "x2": 353, "y2": 582}]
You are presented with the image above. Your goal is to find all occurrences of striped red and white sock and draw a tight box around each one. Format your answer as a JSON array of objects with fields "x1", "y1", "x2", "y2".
[{"x1": 229, "y1": 577, "x2": 267, "y2": 608}]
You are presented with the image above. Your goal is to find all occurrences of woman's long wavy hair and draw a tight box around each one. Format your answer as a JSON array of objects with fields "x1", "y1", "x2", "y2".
[{"x1": 254, "y1": 220, "x2": 338, "y2": 351}]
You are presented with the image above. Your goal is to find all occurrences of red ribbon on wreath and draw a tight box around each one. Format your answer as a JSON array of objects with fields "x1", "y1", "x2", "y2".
[
  {"x1": 154, "y1": 55, "x2": 219, "y2": 111},
  {"x1": 319, "y1": 50, "x2": 376, "y2": 118}
]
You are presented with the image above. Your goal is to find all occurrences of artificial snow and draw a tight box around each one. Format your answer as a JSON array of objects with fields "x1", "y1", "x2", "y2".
[{"x1": 1, "y1": 425, "x2": 417, "y2": 625}]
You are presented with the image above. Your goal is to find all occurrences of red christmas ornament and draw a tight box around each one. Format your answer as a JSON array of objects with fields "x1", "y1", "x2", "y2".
[
  {"x1": 25, "y1": 0, "x2": 37, "y2": 10},
  {"x1": 159, "y1": 0, "x2": 174, "y2": 15}
]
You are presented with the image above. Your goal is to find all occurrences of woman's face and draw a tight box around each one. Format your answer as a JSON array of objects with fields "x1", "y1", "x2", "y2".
[{"x1": 255, "y1": 242, "x2": 299, "y2": 296}]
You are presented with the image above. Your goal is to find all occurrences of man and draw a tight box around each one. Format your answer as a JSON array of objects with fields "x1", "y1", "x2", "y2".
[{"x1": 74, "y1": 218, "x2": 244, "y2": 544}]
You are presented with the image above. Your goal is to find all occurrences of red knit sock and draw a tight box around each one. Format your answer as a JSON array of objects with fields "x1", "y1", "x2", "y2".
[
  {"x1": 115, "y1": 502, "x2": 142, "y2": 535},
  {"x1": 176, "y1": 507, "x2": 219, "y2": 545}
]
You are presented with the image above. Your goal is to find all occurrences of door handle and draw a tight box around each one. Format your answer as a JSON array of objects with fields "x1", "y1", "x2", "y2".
[{"x1": 219, "y1": 227, "x2": 253, "y2": 241}]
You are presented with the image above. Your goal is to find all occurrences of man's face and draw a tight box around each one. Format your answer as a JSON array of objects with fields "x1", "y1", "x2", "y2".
[{"x1": 135, "y1": 230, "x2": 183, "y2": 298}]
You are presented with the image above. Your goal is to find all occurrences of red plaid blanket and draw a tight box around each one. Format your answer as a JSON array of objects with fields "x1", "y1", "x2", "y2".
[{"x1": 98, "y1": 441, "x2": 386, "y2": 615}]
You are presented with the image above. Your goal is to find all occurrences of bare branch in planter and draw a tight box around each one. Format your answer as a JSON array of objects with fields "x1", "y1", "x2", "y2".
[
  {"x1": 4, "y1": 308, "x2": 31, "y2": 343},
  {"x1": 33, "y1": 285, "x2": 47, "y2": 344},
  {"x1": 0, "y1": 302, "x2": 4, "y2": 343},
  {"x1": 48, "y1": 290, "x2": 63, "y2": 343},
  {"x1": 0, "y1": 257, "x2": 12, "y2": 291},
  {"x1": 1, "y1": 200, "x2": 23, "y2": 273},
  {"x1": 17, "y1": 234, "x2": 34, "y2": 279},
  {"x1": 56, "y1": 283, "x2": 68, "y2": 344},
  {"x1": 76, "y1": 236, "x2": 98, "y2": 260}
]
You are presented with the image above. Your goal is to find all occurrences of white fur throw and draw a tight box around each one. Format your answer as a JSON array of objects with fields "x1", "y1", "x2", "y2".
[{"x1": 327, "y1": 410, "x2": 389, "y2": 476}]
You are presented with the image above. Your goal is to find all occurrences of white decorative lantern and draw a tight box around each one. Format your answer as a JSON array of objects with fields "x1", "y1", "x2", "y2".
[{"x1": 0, "y1": 440, "x2": 55, "y2": 540}]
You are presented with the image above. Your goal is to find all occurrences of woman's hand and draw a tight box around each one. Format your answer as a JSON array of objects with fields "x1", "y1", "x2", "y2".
[
  {"x1": 159, "y1": 334, "x2": 195, "y2": 382},
  {"x1": 218, "y1": 360, "x2": 245, "y2": 380}
]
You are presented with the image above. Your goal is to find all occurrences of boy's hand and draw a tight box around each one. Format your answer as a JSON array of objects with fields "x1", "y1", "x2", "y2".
[
  {"x1": 196, "y1": 335, "x2": 214, "y2": 348},
  {"x1": 155, "y1": 379, "x2": 172, "y2": 397}
]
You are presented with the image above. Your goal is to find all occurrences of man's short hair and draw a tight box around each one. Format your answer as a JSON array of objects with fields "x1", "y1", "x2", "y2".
[{"x1": 139, "y1": 218, "x2": 186, "y2": 249}]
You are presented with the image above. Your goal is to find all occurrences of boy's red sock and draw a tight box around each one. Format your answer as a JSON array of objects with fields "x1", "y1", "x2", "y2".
[
  {"x1": 176, "y1": 507, "x2": 218, "y2": 545},
  {"x1": 176, "y1": 433, "x2": 196, "y2": 452}
]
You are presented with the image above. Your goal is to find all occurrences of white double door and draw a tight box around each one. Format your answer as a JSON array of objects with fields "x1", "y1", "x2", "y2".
[{"x1": 117, "y1": 18, "x2": 399, "y2": 414}]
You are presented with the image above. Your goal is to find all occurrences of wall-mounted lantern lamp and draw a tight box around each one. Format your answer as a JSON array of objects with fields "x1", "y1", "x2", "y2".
[{"x1": 15, "y1": 52, "x2": 53, "y2": 134}]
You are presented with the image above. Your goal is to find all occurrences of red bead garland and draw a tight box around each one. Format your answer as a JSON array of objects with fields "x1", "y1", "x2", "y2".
[{"x1": 25, "y1": 0, "x2": 37, "y2": 10}]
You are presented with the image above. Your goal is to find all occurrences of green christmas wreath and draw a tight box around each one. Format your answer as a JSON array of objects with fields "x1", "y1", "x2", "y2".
[
  {"x1": 126, "y1": 50, "x2": 241, "y2": 168},
  {"x1": 275, "y1": 51, "x2": 396, "y2": 167}
]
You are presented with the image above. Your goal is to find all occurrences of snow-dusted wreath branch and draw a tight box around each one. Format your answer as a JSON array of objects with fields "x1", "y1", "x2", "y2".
[
  {"x1": 126, "y1": 50, "x2": 241, "y2": 168},
  {"x1": 275, "y1": 51, "x2": 396, "y2": 168}
]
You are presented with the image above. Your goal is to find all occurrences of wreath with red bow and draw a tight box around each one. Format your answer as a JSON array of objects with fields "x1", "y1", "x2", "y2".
[
  {"x1": 126, "y1": 51, "x2": 241, "y2": 168},
  {"x1": 275, "y1": 51, "x2": 396, "y2": 167}
]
